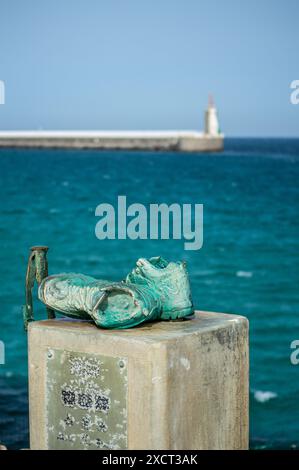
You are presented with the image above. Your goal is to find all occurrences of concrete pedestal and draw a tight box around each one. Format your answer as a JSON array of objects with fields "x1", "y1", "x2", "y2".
[{"x1": 28, "y1": 311, "x2": 248, "y2": 450}]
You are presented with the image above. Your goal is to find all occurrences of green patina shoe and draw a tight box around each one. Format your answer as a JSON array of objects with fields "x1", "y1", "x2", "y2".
[
  {"x1": 38, "y1": 273, "x2": 161, "y2": 329},
  {"x1": 125, "y1": 257, "x2": 194, "y2": 320}
]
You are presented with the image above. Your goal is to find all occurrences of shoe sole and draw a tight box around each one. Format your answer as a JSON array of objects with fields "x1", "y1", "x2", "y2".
[{"x1": 160, "y1": 306, "x2": 194, "y2": 320}]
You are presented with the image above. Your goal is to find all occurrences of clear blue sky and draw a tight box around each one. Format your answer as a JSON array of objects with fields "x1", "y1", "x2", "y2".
[{"x1": 0, "y1": 0, "x2": 298, "y2": 136}]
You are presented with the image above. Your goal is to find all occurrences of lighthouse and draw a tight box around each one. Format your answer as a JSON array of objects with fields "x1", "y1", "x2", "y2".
[{"x1": 204, "y1": 95, "x2": 220, "y2": 136}]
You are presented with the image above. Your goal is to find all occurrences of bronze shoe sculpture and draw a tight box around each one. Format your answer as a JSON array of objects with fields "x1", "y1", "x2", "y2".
[
  {"x1": 38, "y1": 273, "x2": 161, "y2": 329},
  {"x1": 23, "y1": 247, "x2": 194, "y2": 330},
  {"x1": 125, "y1": 256, "x2": 194, "y2": 320}
]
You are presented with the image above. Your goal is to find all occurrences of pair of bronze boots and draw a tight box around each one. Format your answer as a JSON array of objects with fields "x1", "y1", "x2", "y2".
[{"x1": 24, "y1": 247, "x2": 193, "y2": 330}]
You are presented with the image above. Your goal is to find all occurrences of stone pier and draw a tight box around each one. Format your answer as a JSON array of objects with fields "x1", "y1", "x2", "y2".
[
  {"x1": 0, "y1": 131, "x2": 224, "y2": 152},
  {"x1": 28, "y1": 311, "x2": 248, "y2": 450}
]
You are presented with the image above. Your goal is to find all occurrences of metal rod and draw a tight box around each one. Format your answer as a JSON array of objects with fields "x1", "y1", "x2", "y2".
[{"x1": 23, "y1": 246, "x2": 55, "y2": 331}]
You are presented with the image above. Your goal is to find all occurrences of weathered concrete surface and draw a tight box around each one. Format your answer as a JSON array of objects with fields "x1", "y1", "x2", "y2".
[
  {"x1": 28, "y1": 311, "x2": 248, "y2": 450},
  {"x1": 0, "y1": 131, "x2": 224, "y2": 152}
]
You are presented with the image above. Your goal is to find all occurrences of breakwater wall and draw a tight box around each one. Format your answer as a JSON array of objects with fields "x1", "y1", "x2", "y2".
[{"x1": 0, "y1": 131, "x2": 224, "y2": 152}]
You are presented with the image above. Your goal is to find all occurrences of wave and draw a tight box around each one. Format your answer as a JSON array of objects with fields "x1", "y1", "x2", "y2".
[
  {"x1": 253, "y1": 390, "x2": 278, "y2": 403},
  {"x1": 236, "y1": 271, "x2": 253, "y2": 278}
]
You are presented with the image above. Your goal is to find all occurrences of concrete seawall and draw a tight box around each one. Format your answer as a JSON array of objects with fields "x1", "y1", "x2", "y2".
[{"x1": 0, "y1": 131, "x2": 224, "y2": 152}]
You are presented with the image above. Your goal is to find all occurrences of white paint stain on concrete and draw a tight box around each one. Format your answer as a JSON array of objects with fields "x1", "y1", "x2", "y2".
[
  {"x1": 152, "y1": 376, "x2": 162, "y2": 383},
  {"x1": 180, "y1": 357, "x2": 190, "y2": 370}
]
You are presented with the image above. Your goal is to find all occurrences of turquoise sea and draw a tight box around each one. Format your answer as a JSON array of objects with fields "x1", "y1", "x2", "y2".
[{"x1": 0, "y1": 139, "x2": 298, "y2": 449}]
